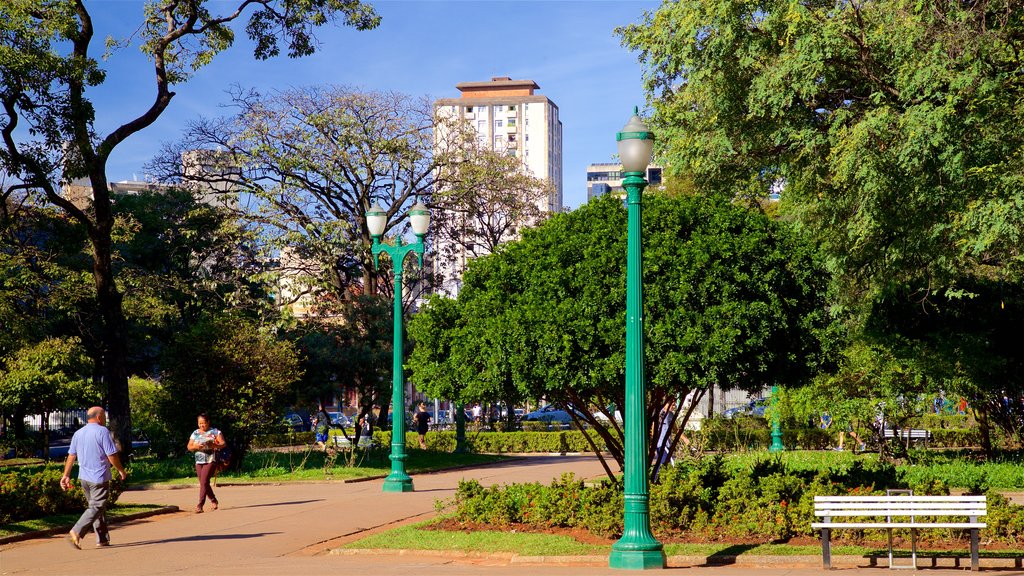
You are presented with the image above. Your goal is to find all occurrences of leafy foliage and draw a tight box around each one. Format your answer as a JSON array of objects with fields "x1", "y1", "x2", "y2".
[
  {"x1": 410, "y1": 194, "x2": 833, "y2": 478},
  {"x1": 157, "y1": 314, "x2": 302, "y2": 466},
  {"x1": 1, "y1": 0, "x2": 379, "y2": 455},
  {"x1": 619, "y1": 0, "x2": 1024, "y2": 454}
]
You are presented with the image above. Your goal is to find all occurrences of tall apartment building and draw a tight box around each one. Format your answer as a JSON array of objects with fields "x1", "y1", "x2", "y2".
[
  {"x1": 586, "y1": 162, "x2": 663, "y2": 202},
  {"x1": 433, "y1": 76, "x2": 563, "y2": 294}
]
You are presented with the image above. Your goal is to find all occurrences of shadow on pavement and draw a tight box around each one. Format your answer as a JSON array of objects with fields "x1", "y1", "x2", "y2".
[
  {"x1": 232, "y1": 500, "x2": 324, "y2": 509},
  {"x1": 704, "y1": 544, "x2": 757, "y2": 565},
  {"x1": 114, "y1": 532, "x2": 282, "y2": 546}
]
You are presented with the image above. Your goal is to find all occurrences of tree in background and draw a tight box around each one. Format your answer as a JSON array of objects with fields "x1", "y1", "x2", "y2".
[
  {"x1": 0, "y1": 337, "x2": 97, "y2": 457},
  {"x1": 620, "y1": 0, "x2": 1024, "y2": 301},
  {"x1": 410, "y1": 195, "x2": 833, "y2": 480},
  {"x1": 0, "y1": 190, "x2": 92, "y2": 444},
  {"x1": 620, "y1": 0, "x2": 1024, "y2": 451},
  {"x1": 158, "y1": 314, "x2": 302, "y2": 468},
  {"x1": 1, "y1": 0, "x2": 379, "y2": 457},
  {"x1": 431, "y1": 144, "x2": 553, "y2": 293},
  {"x1": 150, "y1": 85, "x2": 472, "y2": 302},
  {"x1": 111, "y1": 188, "x2": 274, "y2": 374},
  {"x1": 284, "y1": 295, "x2": 392, "y2": 441}
]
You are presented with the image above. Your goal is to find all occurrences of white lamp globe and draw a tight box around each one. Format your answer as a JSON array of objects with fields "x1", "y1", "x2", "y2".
[
  {"x1": 616, "y1": 111, "x2": 655, "y2": 174},
  {"x1": 366, "y1": 202, "x2": 387, "y2": 238},
  {"x1": 408, "y1": 202, "x2": 430, "y2": 237}
]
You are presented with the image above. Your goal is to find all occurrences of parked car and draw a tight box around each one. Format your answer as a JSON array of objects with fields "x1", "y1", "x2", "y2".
[
  {"x1": 592, "y1": 404, "x2": 622, "y2": 424},
  {"x1": 523, "y1": 404, "x2": 584, "y2": 425},
  {"x1": 282, "y1": 413, "x2": 307, "y2": 432},
  {"x1": 328, "y1": 412, "x2": 351, "y2": 428},
  {"x1": 723, "y1": 398, "x2": 769, "y2": 419}
]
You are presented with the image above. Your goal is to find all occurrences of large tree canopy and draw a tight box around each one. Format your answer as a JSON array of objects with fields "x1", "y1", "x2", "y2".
[
  {"x1": 619, "y1": 0, "x2": 1024, "y2": 305},
  {"x1": 409, "y1": 194, "x2": 833, "y2": 479},
  {"x1": 0, "y1": 0, "x2": 378, "y2": 454},
  {"x1": 151, "y1": 85, "x2": 475, "y2": 303}
]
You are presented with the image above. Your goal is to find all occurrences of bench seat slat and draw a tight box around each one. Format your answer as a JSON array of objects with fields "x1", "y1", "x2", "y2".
[
  {"x1": 815, "y1": 508, "x2": 983, "y2": 512},
  {"x1": 812, "y1": 522, "x2": 986, "y2": 529},
  {"x1": 815, "y1": 496, "x2": 985, "y2": 502}
]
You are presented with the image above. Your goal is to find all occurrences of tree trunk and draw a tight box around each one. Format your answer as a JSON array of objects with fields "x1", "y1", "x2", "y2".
[
  {"x1": 976, "y1": 405, "x2": 992, "y2": 458},
  {"x1": 89, "y1": 174, "x2": 132, "y2": 460}
]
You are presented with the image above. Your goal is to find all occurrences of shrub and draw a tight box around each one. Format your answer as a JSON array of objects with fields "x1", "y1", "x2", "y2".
[
  {"x1": 0, "y1": 467, "x2": 124, "y2": 523},
  {"x1": 439, "y1": 455, "x2": 1024, "y2": 544}
]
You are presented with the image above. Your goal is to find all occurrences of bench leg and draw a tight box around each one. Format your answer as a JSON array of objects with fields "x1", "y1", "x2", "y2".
[
  {"x1": 970, "y1": 528, "x2": 979, "y2": 571},
  {"x1": 822, "y1": 528, "x2": 832, "y2": 569}
]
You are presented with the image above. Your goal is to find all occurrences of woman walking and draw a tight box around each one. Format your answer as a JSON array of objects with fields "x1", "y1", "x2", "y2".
[
  {"x1": 413, "y1": 402, "x2": 431, "y2": 449},
  {"x1": 187, "y1": 413, "x2": 225, "y2": 513}
]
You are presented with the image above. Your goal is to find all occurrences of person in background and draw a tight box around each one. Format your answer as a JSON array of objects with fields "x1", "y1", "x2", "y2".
[
  {"x1": 313, "y1": 404, "x2": 331, "y2": 449},
  {"x1": 413, "y1": 402, "x2": 431, "y2": 449},
  {"x1": 60, "y1": 406, "x2": 127, "y2": 549},
  {"x1": 837, "y1": 421, "x2": 867, "y2": 452},
  {"x1": 187, "y1": 413, "x2": 225, "y2": 513}
]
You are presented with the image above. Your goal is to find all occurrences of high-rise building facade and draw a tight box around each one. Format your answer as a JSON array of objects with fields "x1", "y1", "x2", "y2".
[
  {"x1": 586, "y1": 162, "x2": 663, "y2": 202},
  {"x1": 433, "y1": 77, "x2": 563, "y2": 294},
  {"x1": 435, "y1": 76, "x2": 563, "y2": 212}
]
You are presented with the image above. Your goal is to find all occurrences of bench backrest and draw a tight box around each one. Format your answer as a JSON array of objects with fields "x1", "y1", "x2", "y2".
[
  {"x1": 882, "y1": 429, "x2": 930, "y2": 438},
  {"x1": 814, "y1": 495, "x2": 986, "y2": 518}
]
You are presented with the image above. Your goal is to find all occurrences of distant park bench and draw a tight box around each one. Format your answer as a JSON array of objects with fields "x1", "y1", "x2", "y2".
[
  {"x1": 812, "y1": 495, "x2": 987, "y2": 570},
  {"x1": 883, "y1": 428, "x2": 932, "y2": 444},
  {"x1": 331, "y1": 435, "x2": 374, "y2": 451}
]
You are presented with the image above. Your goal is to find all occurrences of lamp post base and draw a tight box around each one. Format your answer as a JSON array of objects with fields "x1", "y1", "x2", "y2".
[
  {"x1": 609, "y1": 548, "x2": 666, "y2": 570},
  {"x1": 382, "y1": 473, "x2": 414, "y2": 492}
]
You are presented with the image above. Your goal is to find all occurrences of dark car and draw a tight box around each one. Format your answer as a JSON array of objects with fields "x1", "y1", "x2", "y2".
[{"x1": 282, "y1": 413, "x2": 307, "y2": 432}]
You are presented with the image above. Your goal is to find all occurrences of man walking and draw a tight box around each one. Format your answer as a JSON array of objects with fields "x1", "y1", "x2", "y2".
[{"x1": 60, "y1": 406, "x2": 127, "y2": 549}]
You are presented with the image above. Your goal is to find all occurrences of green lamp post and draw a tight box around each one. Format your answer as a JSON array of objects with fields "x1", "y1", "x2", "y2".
[
  {"x1": 609, "y1": 109, "x2": 666, "y2": 570},
  {"x1": 769, "y1": 385, "x2": 785, "y2": 452},
  {"x1": 367, "y1": 200, "x2": 430, "y2": 493}
]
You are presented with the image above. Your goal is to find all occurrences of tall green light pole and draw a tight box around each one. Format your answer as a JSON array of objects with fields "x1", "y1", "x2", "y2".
[
  {"x1": 769, "y1": 385, "x2": 785, "y2": 452},
  {"x1": 609, "y1": 109, "x2": 666, "y2": 570},
  {"x1": 367, "y1": 201, "x2": 431, "y2": 493}
]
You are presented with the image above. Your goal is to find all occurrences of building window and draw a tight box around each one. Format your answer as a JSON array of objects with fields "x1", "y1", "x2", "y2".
[
  {"x1": 507, "y1": 118, "x2": 516, "y2": 127},
  {"x1": 496, "y1": 105, "x2": 503, "y2": 112},
  {"x1": 525, "y1": 134, "x2": 529, "y2": 142},
  {"x1": 466, "y1": 106, "x2": 474, "y2": 113},
  {"x1": 478, "y1": 120, "x2": 485, "y2": 130},
  {"x1": 495, "y1": 119, "x2": 503, "y2": 128},
  {"x1": 508, "y1": 105, "x2": 516, "y2": 111}
]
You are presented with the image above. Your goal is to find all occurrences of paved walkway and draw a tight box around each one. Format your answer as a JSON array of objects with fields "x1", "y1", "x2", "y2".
[{"x1": 1, "y1": 455, "x2": 1021, "y2": 575}]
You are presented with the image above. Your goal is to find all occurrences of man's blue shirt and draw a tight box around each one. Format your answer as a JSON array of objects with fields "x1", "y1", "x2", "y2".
[{"x1": 69, "y1": 423, "x2": 117, "y2": 483}]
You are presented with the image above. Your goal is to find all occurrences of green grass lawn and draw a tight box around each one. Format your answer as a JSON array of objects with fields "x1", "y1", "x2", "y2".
[
  {"x1": 341, "y1": 519, "x2": 1024, "y2": 559},
  {"x1": 0, "y1": 504, "x2": 167, "y2": 539}
]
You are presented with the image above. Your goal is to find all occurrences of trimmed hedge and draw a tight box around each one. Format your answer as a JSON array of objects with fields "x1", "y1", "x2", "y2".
[
  {"x1": 444, "y1": 456, "x2": 1024, "y2": 544},
  {"x1": 0, "y1": 467, "x2": 125, "y2": 523},
  {"x1": 368, "y1": 430, "x2": 605, "y2": 453}
]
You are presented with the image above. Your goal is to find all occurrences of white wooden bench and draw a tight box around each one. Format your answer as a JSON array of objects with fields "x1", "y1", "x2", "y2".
[
  {"x1": 883, "y1": 428, "x2": 931, "y2": 444},
  {"x1": 812, "y1": 495, "x2": 987, "y2": 570},
  {"x1": 331, "y1": 435, "x2": 374, "y2": 450}
]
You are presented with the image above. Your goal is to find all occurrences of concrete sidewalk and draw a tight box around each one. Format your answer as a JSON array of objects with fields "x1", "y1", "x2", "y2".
[{"x1": 1, "y1": 455, "x2": 1020, "y2": 576}]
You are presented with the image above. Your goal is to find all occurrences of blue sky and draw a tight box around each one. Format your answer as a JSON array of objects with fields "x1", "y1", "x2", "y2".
[{"x1": 86, "y1": 0, "x2": 658, "y2": 210}]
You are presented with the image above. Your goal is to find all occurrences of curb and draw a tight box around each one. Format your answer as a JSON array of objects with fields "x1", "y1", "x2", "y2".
[
  {"x1": 331, "y1": 549, "x2": 1024, "y2": 569},
  {"x1": 0, "y1": 506, "x2": 180, "y2": 545}
]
